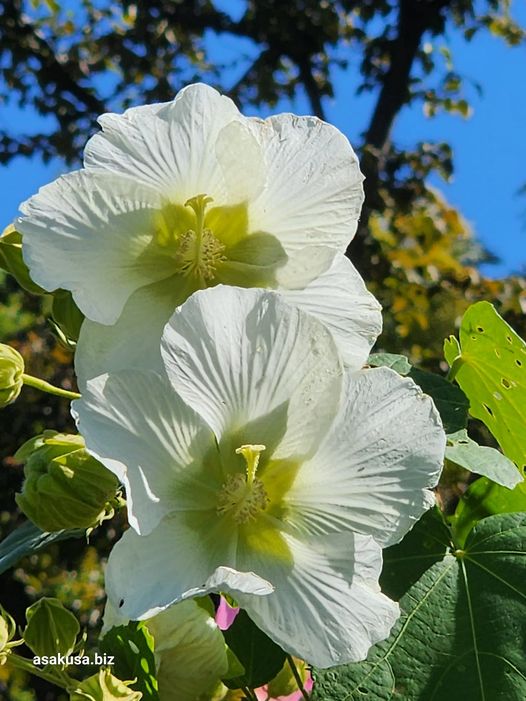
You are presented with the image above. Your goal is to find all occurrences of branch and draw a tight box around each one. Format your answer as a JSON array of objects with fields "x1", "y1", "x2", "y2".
[{"x1": 348, "y1": 0, "x2": 451, "y2": 264}]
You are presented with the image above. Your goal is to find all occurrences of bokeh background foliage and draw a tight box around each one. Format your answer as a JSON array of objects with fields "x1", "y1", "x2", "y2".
[{"x1": 0, "y1": 0, "x2": 525, "y2": 698}]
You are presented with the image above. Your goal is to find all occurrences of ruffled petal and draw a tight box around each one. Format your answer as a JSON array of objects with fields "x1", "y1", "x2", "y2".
[
  {"x1": 73, "y1": 370, "x2": 218, "y2": 535},
  {"x1": 248, "y1": 114, "x2": 364, "y2": 253},
  {"x1": 280, "y1": 252, "x2": 382, "y2": 370},
  {"x1": 236, "y1": 531, "x2": 399, "y2": 667},
  {"x1": 105, "y1": 514, "x2": 273, "y2": 621},
  {"x1": 286, "y1": 367, "x2": 446, "y2": 547},
  {"x1": 161, "y1": 286, "x2": 343, "y2": 461},
  {"x1": 85, "y1": 83, "x2": 241, "y2": 202},
  {"x1": 17, "y1": 170, "x2": 171, "y2": 325}
]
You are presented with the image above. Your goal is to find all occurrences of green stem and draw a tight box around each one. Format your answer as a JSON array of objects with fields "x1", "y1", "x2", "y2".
[
  {"x1": 8, "y1": 652, "x2": 74, "y2": 690},
  {"x1": 22, "y1": 374, "x2": 81, "y2": 400},
  {"x1": 242, "y1": 686, "x2": 258, "y2": 701},
  {"x1": 287, "y1": 654, "x2": 310, "y2": 700}
]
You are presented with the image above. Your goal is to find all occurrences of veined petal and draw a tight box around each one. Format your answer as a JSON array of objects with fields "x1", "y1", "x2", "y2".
[
  {"x1": 85, "y1": 83, "x2": 242, "y2": 202},
  {"x1": 286, "y1": 367, "x2": 446, "y2": 547},
  {"x1": 236, "y1": 531, "x2": 399, "y2": 668},
  {"x1": 72, "y1": 370, "x2": 218, "y2": 535},
  {"x1": 75, "y1": 279, "x2": 182, "y2": 386},
  {"x1": 17, "y1": 170, "x2": 172, "y2": 325},
  {"x1": 248, "y1": 114, "x2": 364, "y2": 253},
  {"x1": 280, "y1": 252, "x2": 382, "y2": 370},
  {"x1": 105, "y1": 514, "x2": 273, "y2": 621},
  {"x1": 161, "y1": 286, "x2": 343, "y2": 461}
]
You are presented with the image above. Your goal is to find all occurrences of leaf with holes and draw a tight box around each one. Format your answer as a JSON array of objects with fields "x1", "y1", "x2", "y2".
[
  {"x1": 445, "y1": 429, "x2": 522, "y2": 489},
  {"x1": 312, "y1": 512, "x2": 526, "y2": 701},
  {"x1": 444, "y1": 301, "x2": 526, "y2": 474}
]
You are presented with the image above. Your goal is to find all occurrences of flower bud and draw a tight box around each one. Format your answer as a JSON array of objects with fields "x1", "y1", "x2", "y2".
[
  {"x1": 15, "y1": 431, "x2": 119, "y2": 532},
  {"x1": 70, "y1": 668, "x2": 142, "y2": 701},
  {"x1": 0, "y1": 605, "x2": 22, "y2": 664},
  {"x1": 0, "y1": 343, "x2": 24, "y2": 408}
]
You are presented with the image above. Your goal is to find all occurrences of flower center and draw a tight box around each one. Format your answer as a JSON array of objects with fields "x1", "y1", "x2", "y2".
[
  {"x1": 217, "y1": 444, "x2": 269, "y2": 524},
  {"x1": 174, "y1": 194, "x2": 226, "y2": 281}
]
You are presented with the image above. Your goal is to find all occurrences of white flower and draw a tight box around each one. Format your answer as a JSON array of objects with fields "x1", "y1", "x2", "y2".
[
  {"x1": 74, "y1": 286, "x2": 445, "y2": 668},
  {"x1": 15, "y1": 83, "x2": 380, "y2": 381}
]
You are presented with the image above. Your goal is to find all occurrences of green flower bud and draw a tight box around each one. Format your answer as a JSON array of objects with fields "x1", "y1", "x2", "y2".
[
  {"x1": 0, "y1": 343, "x2": 24, "y2": 408},
  {"x1": 24, "y1": 597, "x2": 80, "y2": 659},
  {"x1": 0, "y1": 225, "x2": 45, "y2": 295},
  {"x1": 15, "y1": 431, "x2": 119, "y2": 532},
  {"x1": 70, "y1": 668, "x2": 142, "y2": 701},
  {"x1": 0, "y1": 605, "x2": 22, "y2": 664}
]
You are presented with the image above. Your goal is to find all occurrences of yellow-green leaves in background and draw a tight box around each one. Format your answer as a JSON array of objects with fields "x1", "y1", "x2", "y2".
[{"x1": 444, "y1": 301, "x2": 526, "y2": 474}]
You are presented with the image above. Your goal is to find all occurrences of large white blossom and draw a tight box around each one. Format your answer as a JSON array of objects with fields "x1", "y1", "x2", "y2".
[
  {"x1": 15, "y1": 83, "x2": 380, "y2": 381},
  {"x1": 73, "y1": 286, "x2": 445, "y2": 668}
]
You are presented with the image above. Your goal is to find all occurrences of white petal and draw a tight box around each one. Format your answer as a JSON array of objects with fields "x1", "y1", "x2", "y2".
[
  {"x1": 73, "y1": 370, "x2": 217, "y2": 535},
  {"x1": 75, "y1": 279, "x2": 181, "y2": 386},
  {"x1": 280, "y1": 252, "x2": 382, "y2": 370},
  {"x1": 286, "y1": 367, "x2": 446, "y2": 547},
  {"x1": 85, "y1": 83, "x2": 244, "y2": 203},
  {"x1": 236, "y1": 531, "x2": 399, "y2": 668},
  {"x1": 161, "y1": 286, "x2": 343, "y2": 460},
  {"x1": 248, "y1": 114, "x2": 364, "y2": 253},
  {"x1": 105, "y1": 515, "x2": 273, "y2": 621},
  {"x1": 17, "y1": 170, "x2": 171, "y2": 325}
]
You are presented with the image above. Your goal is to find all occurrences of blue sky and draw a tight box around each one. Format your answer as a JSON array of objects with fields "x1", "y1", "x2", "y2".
[{"x1": 1, "y1": 2, "x2": 525, "y2": 277}]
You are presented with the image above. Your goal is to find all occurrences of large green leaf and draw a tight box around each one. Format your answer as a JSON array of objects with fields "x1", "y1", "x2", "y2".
[
  {"x1": 408, "y1": 367, "x2": 469, "y2": 433},
  {"x1": 312, "y1": 512, "x2": 526, "y2": 701},
  {"x1": 445, "y1": 429, "x2": 522, "y2": 489},
  {"x1": 380, "y1": 508, "x2": 450, "y2": 601},
  {"x1": 222, "y1": 610, "x2": 286, "y2": 689},
  {"x1": 0, "y1": 521, "x2": 84, "y2": 575},
  {"x1": 444, "y1": 301, "x2": 526, "y2": 472}
]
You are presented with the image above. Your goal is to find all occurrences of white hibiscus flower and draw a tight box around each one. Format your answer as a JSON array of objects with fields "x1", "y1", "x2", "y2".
[
  {"x1": 73, "y1": 286, "x2": 445, "y2": 668},
  {"x1": 15, "y1": 83, "x2": 380, "y2": 382}
]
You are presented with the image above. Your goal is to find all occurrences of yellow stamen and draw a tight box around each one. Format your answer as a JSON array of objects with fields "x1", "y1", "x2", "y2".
[
  {"x1": 217, "y1": 444, "x2": 268, "y2": 524},
  {"x1": 175, "y1": 194, "x2": 225, "y2": 281}
]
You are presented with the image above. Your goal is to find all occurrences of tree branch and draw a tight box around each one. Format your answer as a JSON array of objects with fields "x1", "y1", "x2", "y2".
[{"x1": 348, "y1": 0, "x2": 451, "y2": 265}]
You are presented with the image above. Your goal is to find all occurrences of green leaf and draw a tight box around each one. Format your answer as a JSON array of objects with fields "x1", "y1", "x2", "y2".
[
  {"x1": 446, "y1": 429, "x2": 522, "y2": 489},
  {"x1": 0, "y1": 226, "x2": 46, "y2": 295},
  {"x1": 380, "y1": 508, "x2": 450, "y2": 601},
  {"x1": 408, "y1": 367, "x2": 469, "y2": 433},
  {"x1": 222, "y1": 610, "x2": 286, "y2": 689},
  {"x1": 313, "y1": 513, "x2": 526, "y2": 701},
  {"x1": 452, "y1": 477, "x2": 526, "y2": 547},
  {"x1": 100, "y1": 621, "x2": 159, "y2": 700},
  {"x1": 0, "y1": 521, "x2": 85, "y2": 575},
  {"x1": 368, "y1": 353, "x2": 412, "y2": 375},
  {"x1": 24, "y1": 597, "x2": 80, "y2": 658},
  {"x1": 444, "y1": 301, "x2": 526, "y2": 473}
]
